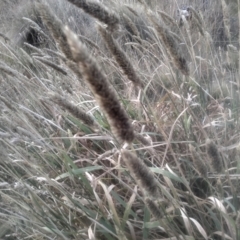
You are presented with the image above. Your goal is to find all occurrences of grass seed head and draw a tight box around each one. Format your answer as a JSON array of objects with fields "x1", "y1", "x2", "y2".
[
  {"x1": 206, "y1": 139, "x2": 223, "y2": 173},
  {"x1": 50, "y1": 93, "x2": 96, "y2": 127},
  {"x1": 99, "y1": 26, "x2": 144, "y2": 88},
  {"x1": 64, "y1": 26, "x2": 134, "y2": 143},
  {"x1": 122, "y1": 150, "x2": 161, "y2": 198},
  {"x1": 149, "y1": 15, "x2": 189, "y2": 76},
  {"x1": 145, "y1": 197, "x2": 163, "y2": 219},
  {"x1": 66, "y1": 0, "x2": 119, "y2": 32},
  {"x1": 37, "y1": 2, "x2": 73, "y2": 60}
]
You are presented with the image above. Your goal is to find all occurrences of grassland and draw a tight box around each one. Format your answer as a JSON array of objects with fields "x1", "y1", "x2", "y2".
[{"x1": 0, "y1": 0, "x2": 240, "y2": 239}]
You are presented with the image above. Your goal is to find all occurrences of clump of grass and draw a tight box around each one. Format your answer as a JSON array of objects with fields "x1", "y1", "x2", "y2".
[
  {"x1": 187, "y1": 6, "x2": 204, "y2": 29},
  {"x1": 0, "y1": 96, "x2": 16, "y2": 111},
  {"x1": 24, "y1": 42, "x2": 45, "y2": 55},
  {"x1": 157, "y1": 10, "x2": 179, "y2": 30}
]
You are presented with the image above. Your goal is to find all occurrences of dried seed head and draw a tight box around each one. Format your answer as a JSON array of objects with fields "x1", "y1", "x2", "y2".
[
  {"x1": 220, "y1": 0, "x2": 231, "y2": 42},
  {"x1": 49, "y1": 93, "x2": 96, "y2": 127},
  {"x1": 145, "y1": 197, "x2": 163, "y2": 219},
  {"x1": 37, "y1": 2, "x2": 73, "y2": 60},
  {"x1": 99, "y1": 26, "x2": 144, "y2": 88},
  {"x1": 122, "y1": 13, "x2": 140, "y2": 37},
  {"x1": 64, "y1": 27, "x2": 134, "y2": 143},
  {"x1": 122, "y1": 150, "x2": 161, "y2": 198},
  {"x1": 149, "y1": 14, "x2": 189, "y2": 76},
  {"x1": 66, "y1": 0, "x2": 119, "y2": 32},
  {"x1": 187, "y1": 7, "x2": 203, "y2": 29},
  {"x1": 158, "y1": 10, "x2": 179, "y2": 29},
  {"x1": 206, "y1": 139, "x2": 224, "y2": 173}
]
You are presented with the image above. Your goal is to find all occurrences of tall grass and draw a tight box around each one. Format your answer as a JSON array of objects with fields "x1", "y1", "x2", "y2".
[{"x1": 0, "y1": 0, "x2": 240, "y2": 239}]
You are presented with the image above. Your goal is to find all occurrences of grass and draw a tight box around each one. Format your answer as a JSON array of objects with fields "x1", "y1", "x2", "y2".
[{"x1": 0, "y1": 0, "x2": 240, "y2": 239}]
